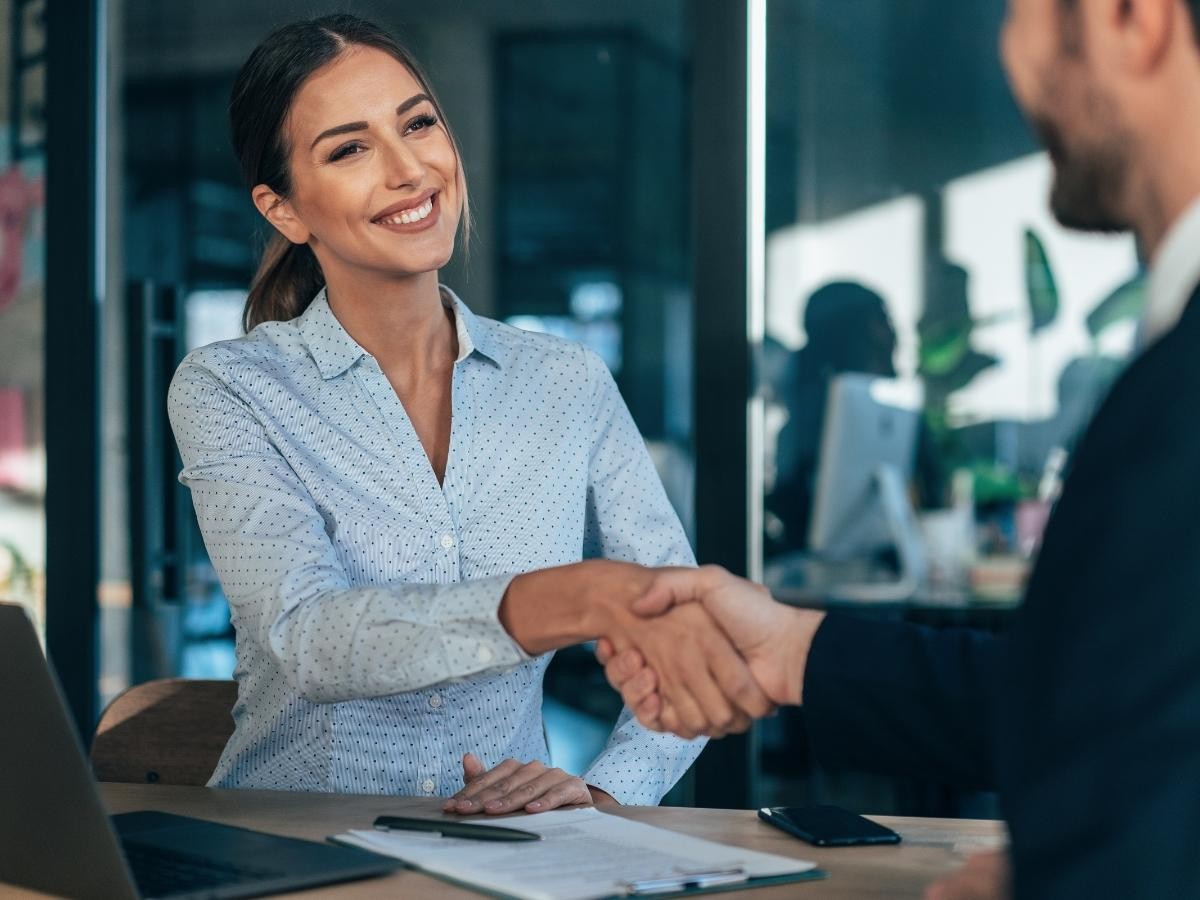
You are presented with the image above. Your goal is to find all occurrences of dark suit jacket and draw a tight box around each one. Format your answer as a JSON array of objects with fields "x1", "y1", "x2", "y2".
[
  {"x1": 802, "y1": 285, "x2": 1200, "y2": 897},
  {"x1": 998, "y1": 285, "x2": 1200, "y2": 898},
  {"x1": 803, "y1": 613, "x2": 1002, "y2": 790}
]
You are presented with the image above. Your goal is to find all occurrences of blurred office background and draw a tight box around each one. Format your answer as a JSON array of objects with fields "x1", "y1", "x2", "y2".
[{"x1": 0, "y1": 0, "x2": 1140, "y2": 814}]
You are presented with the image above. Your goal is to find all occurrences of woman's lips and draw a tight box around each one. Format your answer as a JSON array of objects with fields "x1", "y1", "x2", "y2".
[{"x1": 372, "y1": 192, "x2": 440, "y2": 233}]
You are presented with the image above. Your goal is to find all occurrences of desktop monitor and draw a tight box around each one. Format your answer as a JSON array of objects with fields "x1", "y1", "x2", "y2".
[{"x1": 808, "y1": 373, "x2": 927, "y2": 600}]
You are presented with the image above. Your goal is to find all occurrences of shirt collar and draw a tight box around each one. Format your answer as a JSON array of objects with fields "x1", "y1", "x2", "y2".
[
  {"x1": 442, "y1": 285, "x2": 507, "y2": 369},
  {"x1": 297, "y1": 285, "x2": 507, "y2": 380},
  {"x1": 297, "y1": 288, "x2": 365, "y2": 379},
  {"x1": 1143, "y1": 193, "x2": 1200, "y2": 347}
]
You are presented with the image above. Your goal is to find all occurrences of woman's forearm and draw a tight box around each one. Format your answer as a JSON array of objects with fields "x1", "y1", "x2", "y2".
[{"x1": 498, "y1": 559, "x2": 650, "y2": 655}]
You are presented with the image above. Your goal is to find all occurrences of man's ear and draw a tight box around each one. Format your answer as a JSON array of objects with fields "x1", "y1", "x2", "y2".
[
  {"x1": 1101, "y1": 0, "x2": 1175, "y2": 76},
  {"x1": 252, "y1": 184, "x2": 310, "y2": 245}
]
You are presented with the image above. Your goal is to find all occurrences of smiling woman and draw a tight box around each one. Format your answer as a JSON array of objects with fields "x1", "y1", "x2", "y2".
[
  {"x1": 167, "y1": 14, "x2": 773, "y2": 818},
  {"x1": 229, "y1": 17, "x2": 472, "y2": 332}
]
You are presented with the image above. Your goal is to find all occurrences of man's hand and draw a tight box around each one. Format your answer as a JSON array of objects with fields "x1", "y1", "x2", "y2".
[
  {"x1": 595, "y1": 565, "x2": 825, "y2": 734},
  {"x1": 923, "y1": 850, "x2": 1010, "y2": 900},
  {"x1": 444, "y1": 753, "x2": 599, "y2": 815},
  {"x1": 611, "y1": 598, "x2": 777, "y2": 738}
]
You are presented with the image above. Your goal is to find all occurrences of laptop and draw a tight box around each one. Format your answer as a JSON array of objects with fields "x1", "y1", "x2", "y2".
[{"x1": 0, "y1": 602, "x2": 401, "y2": 899}]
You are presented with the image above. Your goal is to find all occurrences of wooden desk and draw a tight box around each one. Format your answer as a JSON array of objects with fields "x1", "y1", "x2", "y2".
[{"x1": 1, "y1": 784, "x2": 1005, "y2": 898}]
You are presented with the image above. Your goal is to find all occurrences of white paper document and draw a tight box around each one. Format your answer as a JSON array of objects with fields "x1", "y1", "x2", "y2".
[{"x1": 332, "y1": 807, "x2": 818, "y2": 900}]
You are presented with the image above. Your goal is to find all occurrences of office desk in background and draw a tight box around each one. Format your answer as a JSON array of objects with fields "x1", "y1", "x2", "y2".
[{"x1": 0, "y1": 784, "x2": 1005, "y2": 898}]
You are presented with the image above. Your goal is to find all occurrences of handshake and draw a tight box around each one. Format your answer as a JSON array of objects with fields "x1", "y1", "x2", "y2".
[
  {"x1": 593, "y1": 564, "x2": 827, "y2": 740},
  {"x1": 500, "y1": 560, "x2": 826, "y2": 739}
]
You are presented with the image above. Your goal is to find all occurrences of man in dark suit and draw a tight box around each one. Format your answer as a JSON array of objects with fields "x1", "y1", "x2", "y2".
[{"x1": 600, "y1": 0, "x2": 1200, "y2": 896}]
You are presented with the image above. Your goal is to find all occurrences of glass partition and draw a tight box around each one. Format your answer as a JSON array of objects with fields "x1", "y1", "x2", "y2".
[
  {"x1": 758, "y1": 0, "x2": 1140, "y2": 809},
  {"x1": 762, "y1": 0, "x2": 1138, "y2": 596}
]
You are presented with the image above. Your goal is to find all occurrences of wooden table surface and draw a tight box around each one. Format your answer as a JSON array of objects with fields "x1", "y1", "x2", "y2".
[{"x1": 1, "y1": 784, "x2": 1005, "y2": 899}]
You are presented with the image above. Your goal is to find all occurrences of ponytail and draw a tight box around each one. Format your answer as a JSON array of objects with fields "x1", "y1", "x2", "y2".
[{"x1": 242, "y1": 234, "x2": 324, "y2": 332}]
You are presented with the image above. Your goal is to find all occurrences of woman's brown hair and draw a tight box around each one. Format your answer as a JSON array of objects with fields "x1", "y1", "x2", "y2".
[{"x1": 230, "y1": 14, "x2": 471, "y2": 332}]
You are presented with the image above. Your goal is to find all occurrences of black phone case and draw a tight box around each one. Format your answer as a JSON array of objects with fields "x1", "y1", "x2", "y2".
[{"x1": 757, "y1": 807, "x2": 902, "y2": 847}]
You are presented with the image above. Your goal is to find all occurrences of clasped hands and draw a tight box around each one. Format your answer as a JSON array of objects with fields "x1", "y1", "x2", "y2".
[
  {"x1": 595, "y1": 564, "x2": 825, "y2": 740},
  {"x1": 593, "y1": 567, "x2": 1010, "y2": 900},
  {"x1": 457, "y1": 561, "x2": 822, "y2": 817}
]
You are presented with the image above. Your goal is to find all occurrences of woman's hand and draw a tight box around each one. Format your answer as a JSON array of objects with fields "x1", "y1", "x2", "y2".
[{"x1": 443, "y1": 753, "x2": 606, "y2": 815}]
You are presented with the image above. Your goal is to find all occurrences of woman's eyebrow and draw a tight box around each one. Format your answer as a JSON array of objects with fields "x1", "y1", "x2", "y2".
[
  {"x1": 310, "y1": 120, "x2": 368, "y2": 149},
  {"x1": 308, "y1": 93, "x2": 433, "y2": 150},
  {"x1": 396, "y1": 92, "x2": 432, "y2": 116}
]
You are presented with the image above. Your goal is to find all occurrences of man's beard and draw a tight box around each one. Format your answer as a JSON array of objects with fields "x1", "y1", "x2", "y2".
[{"x1": 1030, "y1": 107, "x2": 1130, "y2": 234}]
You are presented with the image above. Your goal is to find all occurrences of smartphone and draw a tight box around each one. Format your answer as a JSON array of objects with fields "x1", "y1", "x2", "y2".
[{"x1": 758, "y1": 805, "x2": 901, "y2": 847}]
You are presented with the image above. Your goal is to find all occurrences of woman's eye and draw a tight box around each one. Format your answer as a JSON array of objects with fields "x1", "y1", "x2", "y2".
[
  {"x1": 329, "y1": 142, "x2": 366, "y2": 162},
  {"x1": 405, "y1": 113, "x2": 439, "y2": 135}
]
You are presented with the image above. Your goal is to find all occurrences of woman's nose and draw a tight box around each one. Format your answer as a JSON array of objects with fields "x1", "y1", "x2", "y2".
[{"x1": 381, "y1": 139, "x2": 425, "y2": 189}]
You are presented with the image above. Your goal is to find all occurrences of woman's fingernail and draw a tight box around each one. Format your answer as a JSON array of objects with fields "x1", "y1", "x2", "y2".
[
  {"x1": 527, "y1": 801, "x2": 543, "y2": 810},
  {"x1": 485, "y1": 800, "x2": 502, "y2": 810}
]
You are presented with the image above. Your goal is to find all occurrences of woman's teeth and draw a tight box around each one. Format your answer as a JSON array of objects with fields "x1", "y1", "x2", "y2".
[{"x1": 378, "y1": 197, "x2": 434, "y2": 225}]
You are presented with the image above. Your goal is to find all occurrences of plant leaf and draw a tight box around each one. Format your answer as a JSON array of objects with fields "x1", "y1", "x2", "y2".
[
  {"x1": 924, "y1": 349, "x2": 1000, "y2": 398},
  {"x1": 918, "y1": 329, "x2": 971, "y2": 377},
  {"x1": 1025, "y1": 228, "x2": 1059, "y2": 333},
  {"x1": 1086, "y1": 271, "x2": 1145, "y2": 338}
]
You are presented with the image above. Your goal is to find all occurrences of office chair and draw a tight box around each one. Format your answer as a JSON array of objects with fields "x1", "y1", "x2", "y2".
[{"x1": 90, "y1": 679, "x2": 237, "y2": 786}]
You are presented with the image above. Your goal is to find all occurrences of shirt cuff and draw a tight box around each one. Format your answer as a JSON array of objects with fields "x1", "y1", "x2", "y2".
[
  {"x1": 428, "y1": 573, "x2": 530, "y2": 678},
  {"x1": 582, "y1": 726, "x2": 705, "y2": 806}
]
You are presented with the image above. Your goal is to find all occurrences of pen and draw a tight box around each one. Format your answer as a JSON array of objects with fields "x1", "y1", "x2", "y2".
[
  {"x1": 621, "y1": 867, "x2": 747, "y2": 895},
  {"x1": 372, "y1": 815, "x2": 542, "y2": 842}
]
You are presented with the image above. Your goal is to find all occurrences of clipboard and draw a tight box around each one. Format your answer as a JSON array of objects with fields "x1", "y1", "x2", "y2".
[
  {"x1": 328, "y1": 807, "x2": 825, "y2": 899},
  {"x1": 328, "y1": 836, "x2": 827, "y2": 897}
]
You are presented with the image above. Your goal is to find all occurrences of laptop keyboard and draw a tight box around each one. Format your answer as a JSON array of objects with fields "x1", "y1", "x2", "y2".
[{"x1": 123, "y1": 841, "x2": 276, "y2": 899}]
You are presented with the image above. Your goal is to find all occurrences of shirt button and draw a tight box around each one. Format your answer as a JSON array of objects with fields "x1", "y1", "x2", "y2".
[
  {"x1": 477, "y1": 645, "x2": 493, "y2": 664},
  {"x1": 422, "y1": 779, "x2": 435, "y2": 794},
  {"x1": 429, "y1": 693, "x2": 443, "y2": 710},
  {"x1": 440, "y1": 534, "x2": 455, "y2": 550}
]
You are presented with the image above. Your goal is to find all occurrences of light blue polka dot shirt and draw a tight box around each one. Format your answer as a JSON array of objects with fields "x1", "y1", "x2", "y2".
[{"x1": 167, "y1": 286, "x2": 703, "y2": 804}]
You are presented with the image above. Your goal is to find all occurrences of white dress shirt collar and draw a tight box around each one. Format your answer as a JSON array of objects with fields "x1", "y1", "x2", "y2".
[
  {"x1": 1143, "y1": 193, "x2": 1200, "y2": 347},
  {"x1": 296, "y1": 284, "x2": 506, "y2": 380}
]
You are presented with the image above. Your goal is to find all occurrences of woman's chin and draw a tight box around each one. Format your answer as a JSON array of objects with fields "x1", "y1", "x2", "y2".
[
  {"x1": 373, "y1": 249, "x2": 455, "y2": 279},
  {"x1": 394, "y1": 238, "x2": 456, "y2": 275}
]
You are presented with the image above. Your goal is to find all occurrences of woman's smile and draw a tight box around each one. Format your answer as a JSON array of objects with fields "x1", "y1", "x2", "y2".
[{"x1": 371, "y1": 190, "x2": 440, "y2": 233}]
